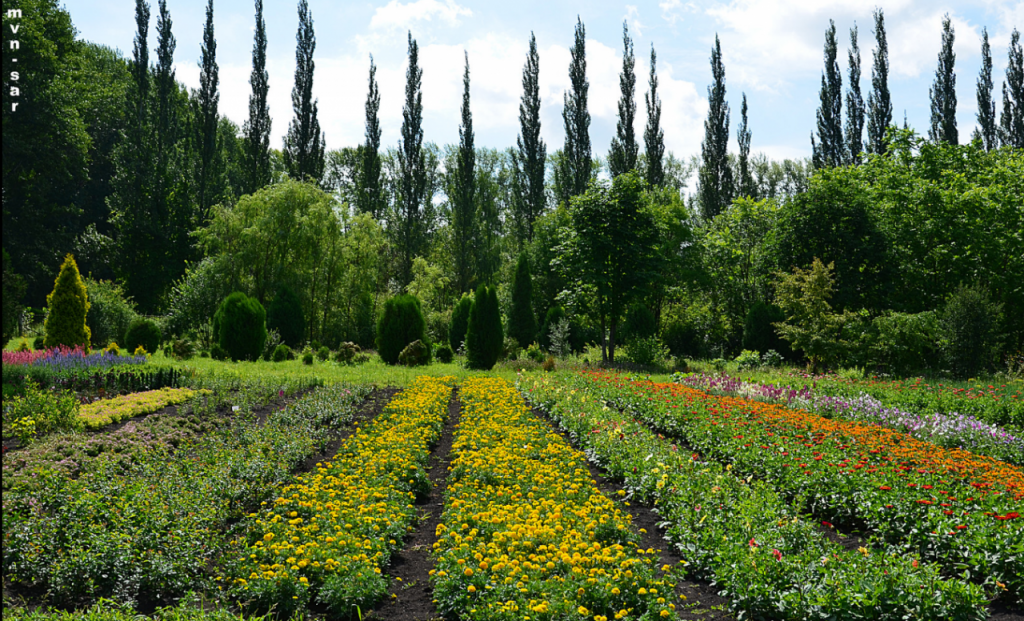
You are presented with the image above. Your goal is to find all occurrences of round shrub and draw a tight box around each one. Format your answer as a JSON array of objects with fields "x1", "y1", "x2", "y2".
[
  {"x1": 301, "y1": 346, "x2": 314, "y2": 366},
  {"x1": 466, "y1": 285, "x2": 503, "y2": 370},
  {"x1": 272, "y1": 344, "x2": 291, "y2": 362},
  {"x1": 316, "y1": 345, "x2": 330, "y2": 361},
  {"x1": 377, "y1": 294, "x2": 429, "y2": 366},
  {"x1": 33, "y1": 335, "x2": 45, "y2": 351},
  {"x1": 624, "y1": 336, "x2": 669, "y2": 367},
  {"x1": 214, "y1": 292, "x2": 268, "y2": 362},
  {"x1": 939, "y1": 285, "x2": 1003, "y2": 379},
  {"x1": 335, "y1": 342, "x2": 360, "y2": 364},
  {"x1": 266, "y1": 285, "x2": 305, "y2": 347},
  {"x1": 525, "y1": 342, "x2": 544, "y2": 363},
  {"x1": 435, "y1": 343, "x2": 454, "y2": 363},
  {"x1": 43, "y1": 254, "x2": 91, "y2": 349},
  {"x1": 124, "y1": 318, "x2": 162, "y2": 355},
  {"x1": 449, "y1": 294, "x2": 473, "y2": 352},
  {"x1": 621, "y1": 302, "x2": 657, "y2": 343},
  {"x1": 84, "y1": 278, "x2": 138, "y2": 350},
  {"x1": 398, "y1": 339, "x2": 431, "y2": 367}
]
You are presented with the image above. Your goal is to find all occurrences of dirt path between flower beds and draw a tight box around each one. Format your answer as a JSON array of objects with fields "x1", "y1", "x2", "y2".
[{"x1": 368, "y1": 386, "x2": 461, "y2": 621}]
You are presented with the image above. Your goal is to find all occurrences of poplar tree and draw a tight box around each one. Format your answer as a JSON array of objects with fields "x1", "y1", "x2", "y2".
[
  {"x1": 397, "y1": 32, "x2": 427, "y2": 288},
  {"x1": 644, "y1": 44, "x2": 665, "y2": 188},
  {"x1": 452, "y1": 52, "x2": 476, "y2": 294},
  {"x1": 845, "y1": 25, "x2": 865, "y2": 164},
  {"x1": 974, "y1": 28, "x2": 997, "y2": 150},
  {"x1": 929, "y1": 14, "x2": 958, "y2": 145},
  {"x1": 608, "y1": 21, "x2": 637, "y2": 178},
  {"x1": 697, "y1": 35, "x2": 732, "y2": 221},
  {"x1": 1001, "y1": 29, "x2": 1023, "y2": 148},
  {"x1": 243, "y1": 0, "x2": 272, "y2": 195},
  {"x1": 283, "y1": 0, "x2": 326, "y2": 183},
  {"x1": 515, "y1": 32, "x2": 545, "y2": 243},
  {"x1": 866, "y1": 8, "x2": 892, "y2": 155},
  {"x1": 360, "y1": 56, "x2": 384, "y2": 219},
  {"x1": 196, "y1": 0, "x2": 221, "y2": 219},
  {"x1": 559, "y1": 17, "x2": 591, "y2": 205},
  {"x1": 737, "y1": 93, "x2": 753, "y2": 198},
  {"x1": 154, "y1": 0, "x2": 177, "y2": 164},
  {"x1": 812, "y1": 21, "x2": 843, "y2": 169}
]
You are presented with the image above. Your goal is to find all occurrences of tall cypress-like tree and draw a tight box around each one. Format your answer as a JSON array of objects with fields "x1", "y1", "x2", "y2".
[
  {"x1": 696, "y1": 35, "x2": 732, "y2": 221},
  {"x1": 608, "y1": 21, "x2": 638, "y2": 178},
  {"x1": 452, "y1": 51, "x2": 476, "y2": 294},
  {"x1": 508, "y1": 251, "x2": 537, "y2": 348},
  {"x1": 1001, "y1": 29, "x2": 1023, "y2": 148},
  {"x1": 866, "y1": 8, "x2": 892, "y2": 155},
  {"x1": 559, "y1": 17, "x2": 591, "y2": 204},
  {"x1": 644, "y1": 44, "x2": 665, "y2": 188},
  {"x1": 154, "y1": 0, "x2": 177, "y2": 163},
  {"x1": 929, "y1": 14, "x2": 958, "y2": 145},
  {"x1": 196, "y1": 0, "x2": 221, "y2": 219},
  {"x1": 515, "y1": 32, "x2": 545, "y2": 243},
  {"x1": 397, "y1": 32, "x2": 427, "y2": 288},
  {"x1": 974, "y1": 28, "x2": 997, "y2": 150},
  {"x1": 845, "y1": 25, "x2": 865, "y2": 164},
  {"x1": 812, "y1": 20, "x2": 844, "y2": 169},
  {"x1": 736, "y1": 93, "x2": 753, "y2": 197},
  {"x1": 283, "y1": 0, "x2": 325, "y2": 183},
  {"x1": 243, "y1": 0, "x2": 272, "y2": 195},
  {"x1": 359, "y1": 56, "x2": 384, "y2": 219}
]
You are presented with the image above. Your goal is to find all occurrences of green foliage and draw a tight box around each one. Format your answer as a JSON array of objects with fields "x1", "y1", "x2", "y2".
[
  {"x1": 742, "y1": 301, "x2": 791, "y2": 360},
  {"x1": 435, "y1": 343, "x2": 454, "y2": 364},
  {"x1": 43, "y1": 255, "x2": 91, "y2": 349},
  {"x1": 84, "y1": 278, "x2": 138, "y2": 349},
  {"x1": 620, "y1": 302, "x2": 657, "y2": 343},
  {"x1": 163, "y1": 257, "x2": 231, "y2": 339},
  {"x1": 282, "y1": 0, "x2": 326, "y2": 184},
  {"x1": 502, "y1": 336, "x2": 522, "y2": 361},
  {"x1": 697, "y1": 35, "x2": 733, "y2": 219},
  {"x1": 773, "y1": 258, "x2": 867, "y2": 372},
  {"x1": 301, "y1": 346, "x2": 315, "y2": 366},
  {"x1": 2, "y1": 381, "x2": 82, "y2": 443},
  {"x1": 466, "y1": 285, "x2": 503, "y2": 370},
  {"x1": 734, "y1": 349, "x2": 762, "y2": 370},
  {"x1": 266, "y1": 284, "x2": 305, "y2": 347},
  {"x1": 3, "y1": 249, "x2": 27, "y2": 345},
  {"x1": 867, "y1": 311, "x2": 939, "y2": 376},
  {"x1": 525, "y1": 342, "x2": 545, "y2": 363},
  {"x1": 660, "y1": 297, "x2": 733, "y2": 359},
  {"x1": 214, "y1": 292, "x2": 268, "y2": 362},
  {"x1": 939, "y1": 285, "x2": 1003, "y2": 378},
  {"x1": 335, "y1": 342, "x2": 360, "y2": 364},
  {"x1": 124, "y1": 318, "x2": 162, "y2": 355},
  {"x1": 624, "y1": 336, "x2": 669, "y2": 367},
  {"x1": 539, "y1": 305, "x2": 565, "y2": 351},
  {"x1": 398, "y1": 339, "x2": 431, "y2": 367},
  {"x1": 377, "y1": 294, "x2": 428, "y2": 366},
  {"x1": 449, "y1": 294, "x2": 473, "y2": 352},
  {"x1": 317, "y1": 346, "x2": 330, "y2": 361},
  {"x1": 508, "y1": 252, "x2": 537, "y2": 348},
  {"x1": 271, "y1": 344, "x2": 291, "y2": 362}
]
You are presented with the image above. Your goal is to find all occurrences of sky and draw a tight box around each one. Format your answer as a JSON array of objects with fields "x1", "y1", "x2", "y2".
[{"x1": 62, "y1": 0, "x2": 1023, "y2": 164}]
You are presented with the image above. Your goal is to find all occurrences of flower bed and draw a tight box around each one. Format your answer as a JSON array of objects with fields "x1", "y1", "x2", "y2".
[
  {"x1": 432, "y1": 377, "x2": 678, "y2": 621},
  {"x1": 2, "y1": 383, "x2": 370, "y2": 606},
  {"x1": 79, "y1": 387, "x2": 212, "y2": 429},
  {"x1": 580, "y1": 371, "x2": 1023, "y2": 604},
  {"x1": 676, "y1": 373, "x2": 1023, "y2": 465},
  {"x1": 523, "y1": 374, "x2": 990, "y2": 620},
  {"x1": 227, "y1": 376, "x2": 454, "y2": 617}
]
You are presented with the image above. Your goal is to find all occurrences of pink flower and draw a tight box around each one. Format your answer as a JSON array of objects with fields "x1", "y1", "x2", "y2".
[
  {"x1": 772, "y1": 549, "x2": 782, "y2": 561},
  {"x1": 749, "y1": 538, "x2": 758, "y2": 548}
]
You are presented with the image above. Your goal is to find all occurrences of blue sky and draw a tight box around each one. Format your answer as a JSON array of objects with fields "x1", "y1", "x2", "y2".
[{"x1": 63, "y1": 0, "x2": 1022, "y2": 164}]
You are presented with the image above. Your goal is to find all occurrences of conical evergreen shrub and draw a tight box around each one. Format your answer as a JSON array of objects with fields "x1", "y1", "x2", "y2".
[
  {"x1": 449, "y1": 293, "x2": 473, "y2": 352},
  {"x1": 377, "y1": 294, "x2": 429, "y2": 365},
  {"x1": 466, "y1": 285, "x2": 503, "y2": 370},
  {"x1": 44, "y1": 254, "x2": 91, "y2": 349},
  {"x1": 508, "y1": 252, "x2": 537, "y2": 348},
  {"x1": 214, "y1": 292, "x2": 267, "y2": 361}
]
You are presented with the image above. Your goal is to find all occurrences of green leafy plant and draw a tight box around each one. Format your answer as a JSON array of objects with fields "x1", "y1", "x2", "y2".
[
  {"x1": 743, "y1": 301, "x2": 790, "y2": 359},
  {"x1": 84, "y1": 278, "x2": 138, "y2": 350},
  {"x1": 939, "y1": 284, "x2": 1003, "y2": 379},
  {"x1": 435, "y1": 343, "x2": 454, "y2": 364},
  {"x1": 734, "y1": 349, "x2": 762, "y2": 370},
  {"x1": 43, "y1": 254, "x2": 91, "y2": 349},
  {"x1": 272, "y1": 343, "x2": 291, "y2": 362},
  {"x1": 525, "y1": 342, "x2": 544, "y2": 363},
  {"x1": 377, "y1": 294, "x2": 429, "y2": 365},
  {"x1": 623, "y1": 336, "x2": 669, "y2": 367},
  {"x1": 621, "y1": 302, "x2": 658, "y2": 343},
  {"x1": 398, "y1": 339, "x2": 431, "y2": 367},
  {"x1": 213, "y1": 292, "x2": 268, "y2": 362},
  {"x1": 449, "y1": 293, "x2": 473, "y2": 353},
  {"x1": 2, "y1": 381, "x2": 82, "y2": 442},
  {"x1": 124, "y1": 318, "x2": 162, "y2": 355},
  {"x1": 301, "y1": 346, "x2": 315, "y2": 365},
  {"x1": 316, "y1": 345, "x2": 330, "y2": 361},
  {"x1": 335, "y1": 342, "x2": 360, "y2": 364}
]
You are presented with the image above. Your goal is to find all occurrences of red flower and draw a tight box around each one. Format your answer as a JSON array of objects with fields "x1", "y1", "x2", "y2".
[
  {"x1": 912, "y1": 560, "x2": 919, "y2": 568},
  {"x1": 749, "y1": 538, "x2": 758, "y2": 547},
  {"x1": 821, "y1": 521, "x2": 833, "y2": 529},
  {"x1": 772, "y1": 549, "x2": 782, "y2": 561},
  {"x1": 879, "y1": 486, "x2": 892, "y2": 491}
]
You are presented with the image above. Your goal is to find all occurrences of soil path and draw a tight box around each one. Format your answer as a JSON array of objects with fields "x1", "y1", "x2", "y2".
[{"x1": 368, "y1": 386, "x2": 461, "y2": 621}]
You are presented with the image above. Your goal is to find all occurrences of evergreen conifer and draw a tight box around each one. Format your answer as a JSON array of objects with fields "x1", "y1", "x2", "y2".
[
  {"x1": 508, "y1": 253, "x2": 537, "y2": 348},
  {"x1": 466, "y1": 285, "x2": 502, "y2": 370},
  {"x1": 44, "y1": 254, "x2": 91, "y2": 349}
]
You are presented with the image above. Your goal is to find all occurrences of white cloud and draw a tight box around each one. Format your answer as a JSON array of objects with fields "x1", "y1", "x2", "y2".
[
  {"x1": 625, "y1": 5, "x2": 645, "y2": 37},
  {"x1": 369, "y1": 0, "x2": 472, "y2": 32},
  {"x1": 660, "y1": 0, "x2": 700, "y2": 26}
]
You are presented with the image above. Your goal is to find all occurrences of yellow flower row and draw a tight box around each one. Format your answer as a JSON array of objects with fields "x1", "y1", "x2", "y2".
[
  {"x1": 228, "y1": 375, "x2": 455, "y2": 617},
  {"x1": 79, "y1": 387, "x2": 211, "y2": 429},
  {"x1": 431, "y1": 377, "x2": 678, "y2": 621}
]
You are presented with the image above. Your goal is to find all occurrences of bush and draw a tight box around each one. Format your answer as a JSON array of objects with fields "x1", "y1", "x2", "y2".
[
  {"x1": 335, "y1": 342, "x2": 360, "y2": 364},
  {"x1": 124, "y1": 318, "x2": 162, "y2": 355},
  {"x1": 214, "y1": 292, "x2": 268, "y2": 362},
  {"x1": 539, "y1": 306, "x2": 565, "y2": 351},
  {"x1": 266, "y1": 285, "x2": 305, "y2": 347},
  {"x1": 104, "y1": 342, "x2": 121, "y2": 356},
  {"x1": 43, "y1": 254, "x2": 91, "y2": 349},
  {"x1": 33, "y1": 335, "x2": 45, "y2": 350},
  {"x1": 301, "y1": 346, "x2": 315, "y2": 365},
  {"x1": 503, "y1": 336, "x2": 522, "y2": 361},
  {"x1": 353, "y1": 353, "x2": 370, "y2": 365},
  {"x1": 508, "y1": 252, "x2": 537, "y2": 348},
  {"x1": 261, "y1": 328, "x2": 282, "y2": 361},
  {"x1": 84, "y1": 278, "x2": 138, "y2": 349},
  {"x1": 742, "y1": 302, "x2": 790, "y2": 360},
  {"x1": 868, "y1": 311, "x2": 939, "y2": 376},
  {"x1": 542, "y1": 355, "x2": 556, "y2": 372},
  {"x1": 761, "y1": 349, "x2": 784, "y2": 367},
  {"x1": 466, "y1": 285, "x2": 503, "y2": 370},
  {"x1": 624, "y1": 336, "x2": 669, "y2": 367},
  {"x1": 449, "y1": 294, "x2": 473, "y2": 353},
  {"x1": 163, "y1": 338, "x2": 196, "y2": 360},
  {"x1": 377, "y1": 294, "x2": 429, "y2": 366},
  {"x1": 734, "y1": 349, "x2": 762, "y2": 370},
  {"x1": 272, "y1": 344, "x2": 291, "y2": 362},
  {"x1": 621, "y1": 302, "x2": 657, "y2": 344},
  {"x1": 316, "y1": 346, "x2": 330, "y2": 361},
  {"x1": 939, "y1": 285, "x2": 1003, "y2": 379},
  {"x1": 525, "y1": 342, "x2": 544, "y2": 363},
  {"x1": 398, "y1": 339, "x2": 431, "y2": 367},
  {"x1": 435, "y1": 343, "x2": 454, "y2": 363},
  {"x1": 2, "y1": 381, "x2": 81, "y2": 443}
]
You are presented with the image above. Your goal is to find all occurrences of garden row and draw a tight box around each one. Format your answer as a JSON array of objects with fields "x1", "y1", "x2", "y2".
[
  {"x1": 676, "y1": 373, "x2": 1023, "y2": 465},
  {"x1": 2, "y1": 381, "x2": 370, "y2": 606},
  {"x1": 523, "y1": 374, "x2": 996, "y2": 620}
]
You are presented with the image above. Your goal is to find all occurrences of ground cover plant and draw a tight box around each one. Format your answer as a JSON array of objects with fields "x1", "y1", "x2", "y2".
[
  {"x1": 78, "y1": 387, "x2": 212, "y2": 429},
  {"x1": 523, "y1": 374, "x2": 991, "y2": 620},
  {"x1": 676, "y1": 373, "x2": 1023, "y2": 465},
  {"x1": 227, "y1": 375, "x2": 454, "y2": 616},
  {"x1": 572, "y1": 371, "x2": 1023, "y2": 605},
  {"x1": 2, "y1": 382, "x2": 371, "y2": 607},
  {"x1": 432, "y1": 377, "x2": 680, "y2": 621}
]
